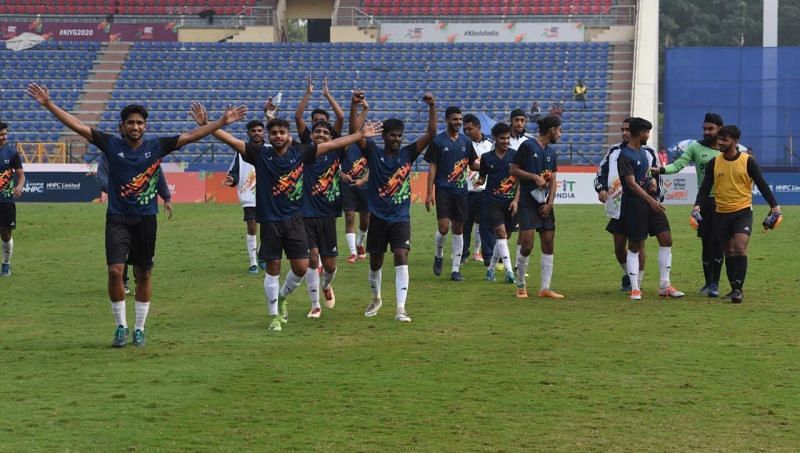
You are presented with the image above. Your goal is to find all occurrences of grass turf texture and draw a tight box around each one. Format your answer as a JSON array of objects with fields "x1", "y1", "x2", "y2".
[{"x1": 1, "y1": 203, "x2": 798, "y2": 451}]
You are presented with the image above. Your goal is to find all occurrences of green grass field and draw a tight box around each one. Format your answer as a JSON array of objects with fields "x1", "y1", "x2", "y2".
[{"x1": 1, "y1": 203, "x2": 798, "y2": 451}]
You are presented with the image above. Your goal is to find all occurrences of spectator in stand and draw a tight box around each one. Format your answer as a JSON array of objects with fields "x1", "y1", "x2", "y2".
[
  {"x1": 658, "y1": 146, "x2": 669, "y2": 166},
  {"x1": 549, "y1": 102, "x2": 564, "y2": 118},
  {"x1": 529, "y1": 101, "x2": 541, "y2": 122},
  {"x1": 573, "y1": 79, "x2": 587, "y2": 109}
]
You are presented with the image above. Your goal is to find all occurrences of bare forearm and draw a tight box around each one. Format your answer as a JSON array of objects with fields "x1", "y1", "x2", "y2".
[
  {"x1": 546, "y1": 174, "x2": 557, "y2": 205},
  {"x1": 42, "y1": 100, "x2": 92, "y2": 140},
  {"x1": 212, "y1": 129, "x2": 246, "y2": 154},
  {"x1": 319, "y1": 130, "x2": 365, "y2": 155},
  {"x1": 178, "y1": 117, "x2": 227, "y2": 148},
  {"x1": 427, "y1": 163, "x2": 437, "y2": 195}
]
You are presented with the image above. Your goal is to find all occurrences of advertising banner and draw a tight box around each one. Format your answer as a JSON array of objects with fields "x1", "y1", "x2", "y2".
[
  {"x1": 754, "y1": 173, "x2": 800, "y2": 206},
  {"x1": 380, "y1": 22, "x2": 584, "y2": 43},
  {"x1": 162, "y1": 173, "x2": 206, "y2": 203},
  {"x1": 2, "y1": 21, "x2": 177, "y2": 42},
  {"x1": 21, "y1": 172, "x2": 101, "y2": 202}
]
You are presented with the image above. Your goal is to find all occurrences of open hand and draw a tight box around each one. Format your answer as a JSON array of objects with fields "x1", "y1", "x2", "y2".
[
  {"x1": 164, "y1": 201, "x2": 173, "y2": 219},
  {"x1": 222, "y1": 104, "x2": 248, "y2": 125},
  {"x1": 322, "y1": 77, "x2": 332, "y2": 98},
  {"x1": 305, "y1": 74, "x2": 314, "y2": 95},
  {"x1": 425, "y1": 193, "x2": 434, "y2": 212},
  {"x1": 26, "y1": 83, "x2": 51, "y2": 105},
  {"x1": 361, "y1": 120, "x2": 383, "y2": 138},
  {"x1": 190, "y1": 103, "x2": 208, "y2": 125},
  {"x1": 263, "y1": 98, "x2": 277, "y2": 119},
  {"x1": 13, "y1": 185, "x2": 23, "y2": 198}
]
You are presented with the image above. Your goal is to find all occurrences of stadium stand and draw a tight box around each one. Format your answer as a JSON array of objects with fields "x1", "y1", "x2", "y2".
[
  {"x1": 360, "y1": 0, "x2": 613, "y2": 17},
  {"x1": 0, "y1": 0, "x2": 255, "y2": 16}
]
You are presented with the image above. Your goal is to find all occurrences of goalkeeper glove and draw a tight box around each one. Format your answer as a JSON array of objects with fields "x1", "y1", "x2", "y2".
[
  {"x1": 689, "y1": 208, "x2": 702, "y2": 230},
  {"x1": 762, "y1": 210, "x2": 783, "y2": 230}
]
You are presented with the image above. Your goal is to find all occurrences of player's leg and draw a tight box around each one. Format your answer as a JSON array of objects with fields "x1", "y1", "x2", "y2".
[
  {"x1": 356, "y1": 202, "x2": 370, "y2": 260},
  {"x1": 448, "y1": 194, "x2": 467, "y2": 281},
  {"x1": 127, "y1": 215, "x2": 157, "y2": 346},
  {"x1": 725, "y1": 209, "x2": 752, "y2": 303},
  {"x1": 318, "y1": 216, "x2": 338, "y2": 309},
  {"x1": 306, "y1": 247, "x2": 322, "y2": 318},
  {"x1": 623, "y1": 199, "x2": 648, "y2": 299},
  {"x1": 105, "y1": 215, "x2": 133, "y2": 347},
  {"x1": 344, "y1": 210, "x2": 358, "y2": 262},
  {"x1": 537, "y1": 227, "x2": 564, "y2": 298},
  {"x1": 278, "y1": 217, "x2": 310, "y2": 326},
  {"x1": 0, "y1": 203, "x2": 16, "y2": 276},
  {"x1": 390, "y1": 221, "x2": 412, "y2": 322},
  {"x1": 652, "y1": 212, "x2": 683, "y2": 298},
  {"x1": 365, "y1": 218, "x2": 387, "y2": 317},
  {"x1": 515, "y1": 228, "x2": 534, "y2": 298},
  {"x1": 260, "y1": 221, "x2": 286, "y2": 331},
  {"x1": 243, "y1": 208, "x2": 259, "y2": 273},
  {"x1": 462, "y1": 192, "x2": 479, "y2": 263},
  {"x1": 433, "y1": 187, "x2": 450, "y2": 276},
  {"x1": 131, "y1": 266, "x2": 152, "y2": 346}
]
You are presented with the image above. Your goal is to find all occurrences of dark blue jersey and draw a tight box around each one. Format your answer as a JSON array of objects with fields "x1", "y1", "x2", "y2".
[
  {"x1": 424, "y1": 131, "x2": 478, "y2": 195},
  {"x1": 243, "y1": 142, "x2": 317, "y2": 222},
  {"x1": 341, "y1": 143, "x2": 369, "y2": 192},
  {"x1": 90, "y1": 130, "x2": 178, "y2": 216},
  {"x1": 0, "y1": 143, "x2": 22, "y2": 203},
  {"x1": 479, "y1": 149, "x2": 517, "y2": 203},
  {"x1": 512, "y1": 138, "x2": 558, "y2": 200},
  {"x1": 361, "y1": 139, "x2": 421, "y2": 223},
  {"x1": 301, "y1": 148, "x2": 343, "y2": 218},
  {"x1": 617, "y1": 145, "x2": 656, "y2": 201}
]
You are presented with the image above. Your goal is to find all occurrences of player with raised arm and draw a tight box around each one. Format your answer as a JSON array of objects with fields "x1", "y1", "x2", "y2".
[
  {"x1": 342, "y1": 90, "x2": 371, "y2": 263},
  {"x1": 225, "y1": 119, "x2": 265, "y2": 274},
  {"x1": 694, "y1": 125, "x2": 782, "y2": 303},
  {"x1": 0, "y1": 122, "x2": 25, "y2": 277},
  {"x1": 655, "y1": 113, "x2": 724, "y2": 297},
  {"x1": 425, "y1": 106, "x2": 479, "y2": 282},
  {"x1": 295, "y1": 76, "x2": 344, "y2": 145},
  {"x1": 192, "y1": 105, "x2": 381, "y2": 332},
  {"x1": 617, "y1": 118, "x2": 683, "y2": 301},
  {"x1": 509, "y1": 116, "x2": 565, "y2": 299},
  {"x1": 474, "y1": 122, "x2": 519, "y2": 284},
  {"x1": 28, "y1": 82, "x2": 246, "y2": 347},
  {"x1": 360, "y1": 93, "x2": 437, "y2": 322}
]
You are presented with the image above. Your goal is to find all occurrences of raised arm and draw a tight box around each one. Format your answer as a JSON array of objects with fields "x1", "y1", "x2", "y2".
[
  {"x1": 263, "y1": 97, "x2": 278, "y2": 121},
  {"x1": 190, "y1": 103, "x2": 247, "y2": 154},
  {"x1": 322, "y1": 78, "x2": 345, "y2": 136},
  {"x1": 177, "y1": 103, "x2": 246, "y2": 149},
  {"x1": 415, "y1": 93, "x2": 437, "y2": 153},
  {"x1": 27, "y1": 83, "x2": 92, "y2": 141},
  {"x1": 349, "y1": 90, "x2": 369, "y2": 134},
  {"x1": 295, "y1": 75, "x2": 313, "y2": 136},
  {"x1": 316, "y1": 121, "x2": 383, "y2": 157}
]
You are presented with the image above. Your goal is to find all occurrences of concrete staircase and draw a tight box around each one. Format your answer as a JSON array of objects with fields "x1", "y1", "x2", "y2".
[
  {"x1": 605, "y1": 42, "x2": 634, "y2": 145},
  {"x1": 62, "y1": 42, "x2": 130, "y2": 161}
]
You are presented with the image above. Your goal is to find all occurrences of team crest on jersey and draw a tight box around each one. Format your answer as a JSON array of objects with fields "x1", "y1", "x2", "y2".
[
  {"x1": 444, "y1": 147, "x2": 449, "y2": 152},
  {"x1": 3, "y1": 160, "x2": 8, "y2": 164},
  {"x1": 145, "y1": 152, "x2": 152, "y2": 158}
]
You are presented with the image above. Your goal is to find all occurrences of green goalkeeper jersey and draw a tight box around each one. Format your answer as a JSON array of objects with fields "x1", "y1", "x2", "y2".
[{"x1": 663, "y1": 140, "x2": 720, "y2": 194}]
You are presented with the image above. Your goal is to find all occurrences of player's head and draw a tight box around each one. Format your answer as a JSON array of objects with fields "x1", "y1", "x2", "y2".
[
  {"x1": 246, "y1": 120, "x2": 264, "y2": 145},
  {"x1": 310, "y1": 120, "x2": 334, "y2": 144},
  {"x1": 537, "y1": 115, "x2": 562, "y2": 143},
  {"x1": 445, "y1": 106, "x2": 462, "y2": 133},
  {"x1": 717, "y1": 125, "x2": 741, "y2": 153},
  {"x1": 628, "y1": 117, "x2": 652, "y2": 145},
  {"x1": 510, "y1": 108, "x2": 527, "y2": 134},
  {"x1": 266, "y1": 118, "x2": 292, "y2": 149},
  {"x1": 311, "y1": 108, "x2": 330, "y2": 124},
  {"x1": 621, "y1": 117, "x2": 633, "y2": 143},
  {"x1": 703, "y1": 112, "x2": 724, "y2": 142},
  {"x1": 119, "y1": 104, "x2": 148, "y2": 141},
  {"x1": 462, "y1": 114, "x2": 482, "y2": 142},
  {"x1": 0, "y1": 121, "x2": 8, "y2": 147},
  {"x1": 382, "y1": 118, "x2": 405, "y2": 151},
  {"x1": 491, "y1": 122, "x2": 512, "y2": 152}
]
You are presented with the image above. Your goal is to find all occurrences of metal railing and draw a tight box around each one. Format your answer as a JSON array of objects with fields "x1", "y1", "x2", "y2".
[
  {"x1": 16, "y1": 142, "x2": 68, "y2": 163},
  {"x1": 333, "y1": 6, "x2": 379, "y2": 27}
]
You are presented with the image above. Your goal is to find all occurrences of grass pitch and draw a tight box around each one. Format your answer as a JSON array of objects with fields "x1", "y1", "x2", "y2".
[{"x1": 1, "y1": 203, "x2": 798, "y2": 451}]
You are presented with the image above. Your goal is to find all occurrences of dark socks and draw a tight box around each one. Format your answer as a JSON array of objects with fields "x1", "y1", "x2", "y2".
[{"x1": 726, "y1": 255, "x2": 747, "y2": 291}]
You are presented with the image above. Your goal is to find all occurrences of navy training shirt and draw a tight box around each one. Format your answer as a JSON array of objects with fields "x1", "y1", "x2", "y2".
[
  {"x1": 424, "y1": 131, "x2": 478, "y2": 196},
  {"x1": 361, "y1": 138, "x2": 421, "y2": 223},
  {"x1": 340, "y1": 143, "x2": 369, "y2": 192},
  {"x1": 512, "y1": 138, "x2": 558, "y2": 201},
  {"x1": 91, "y1": 130, "x2": 178, "y2": 216},
  {"x1": 301, "y1": 148, "x2": 343, "y2": 218},
  {"x1": 617, "y1": 145, "x2": 655, "y2": 201},
  {"x1": 0, "y1": 143, "x2": 22, "y2": 203},
  {"x1": 480, "y1": 149, "x2": 517, "y2": 203},
  {"x1": 243, "y1": 142, "x2": 317, "y2": 222}
]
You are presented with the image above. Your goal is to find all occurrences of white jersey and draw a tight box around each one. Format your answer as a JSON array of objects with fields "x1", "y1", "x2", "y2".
[
  {"x1": 510, "y1": 130, "x2": 534, "y2": 151},
  {"x1": 228, "y1": 153, "x2": 256, "y2": 208},
  {"x1": 468, "y1": 135, "x2": 494, "y2": 192}
]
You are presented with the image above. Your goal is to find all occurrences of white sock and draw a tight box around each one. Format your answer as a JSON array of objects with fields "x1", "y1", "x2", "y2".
[
  {"x1": 357, "y1": 228, "x2": 368, "y2": 247},
  {"x1": 497, "y1": 239, "x2": 513, "y2": 272},
  {"x1": 111, "y1": 300, "x2": 127, "y2": 327},
  {"x1": 618, "y1": 260, "x2": 627, "y2": 275},
  {"x1": 658, "y1": 246, "x2": 672, "y2": 288},
  {"x1": 474, "y1": 225, "x2": 482, "y2": 252},
  {"x1": 321, "y1": 269, "x2": 336, "y2": 290},
  {"x1": 451, "y1": 234, "x2": 464, "y2": 272},
  {"x1": 541, "y1": 253, "x2": 554, "y2": 290},
  {"x1": 627, "y1": 251, "x2": 640, "y2": 291},
  {"x1": 134, "y1": 301, "x2": 150, "y2": 331},
  {"x1": 264, "y1": 274, "x2": 280, "y2": 316},
  {"x1": 279, "y1": 270, "x2": 304, "y2": 299},
  {"x1": 246, "y1": 234, "x2": 258, "y2": 266},
  {"x1": 638, "y1": 270, "x2": 645, "y2": 288},
  {"x1": 306, "y1": 267, "x2": 321, "y2": 309},
  {"x1": 346, "y1": 233, "x2": 357, "y2": 255},
  {"x1": 434, "y1": 231, "x2": 445, "y2": 259},
  {"x1": 395, "y1": 265, "x2": 409, "y2": 312},
  {"x1": 1, "y1": 238, "x2": 12, "y2": 264},
  {"x1": 369, "y1": 268, "x2": 382, "y2": 299},
  {"x1": 489, "y1": 241, "x2": 500, "y2": 268},
  {"x1": 516, "y1": 252, "x2": 530, "y2": 286},
  {"x1": 515, "y1": 243, "x2": 523, "y2": 265}
]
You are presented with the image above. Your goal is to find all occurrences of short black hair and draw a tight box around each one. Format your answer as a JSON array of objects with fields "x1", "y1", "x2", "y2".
[
  {"x1": 704, "y1": 112, "x2": 724, "y2": 127},
  {"x1": 463, "y1": 114, "x2": 480, "y2": 126},
  {"x1": 120, "y1": 104, "x2": 148, "y2": 122},
  {"x1": 311, "y1": 108, "x2": 330, "y2": 119},
  {"x1": 246, "y1": 120, "x2": 264, "y2": 131},
  {"x1": 267, "y1": 118, "x2": 291, "y2": 131},
  {"x1": 491, "y1": 122, "x2": 511, "y2": 137},
  {"x1": 445, "y1": 106, "x2": 462, "y2": 118},
  {"x1": 0, "y1": 121, "x2": 7, "y2": 131},
  {"x1": 311, "y1": 120, "x2": 334, "y2": 134},
  {"x1": 622, "y1": 117, "x2": 634, "y2": 124},
  {"x1": 718, "y1": 125, "x2": 741, "y2": 140},
  {"x1": 382, "y1": 118, "x2": 405, "y2": 135},
  {"x1": 510, "y1": 108, "x2": 527, "y2": 120},
  {"x1": 536, "y1": 115, "x2": 562, "y2": 135},
  {"x1": 628, "y1": 117, "x2": 653, "y2": 135}
]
